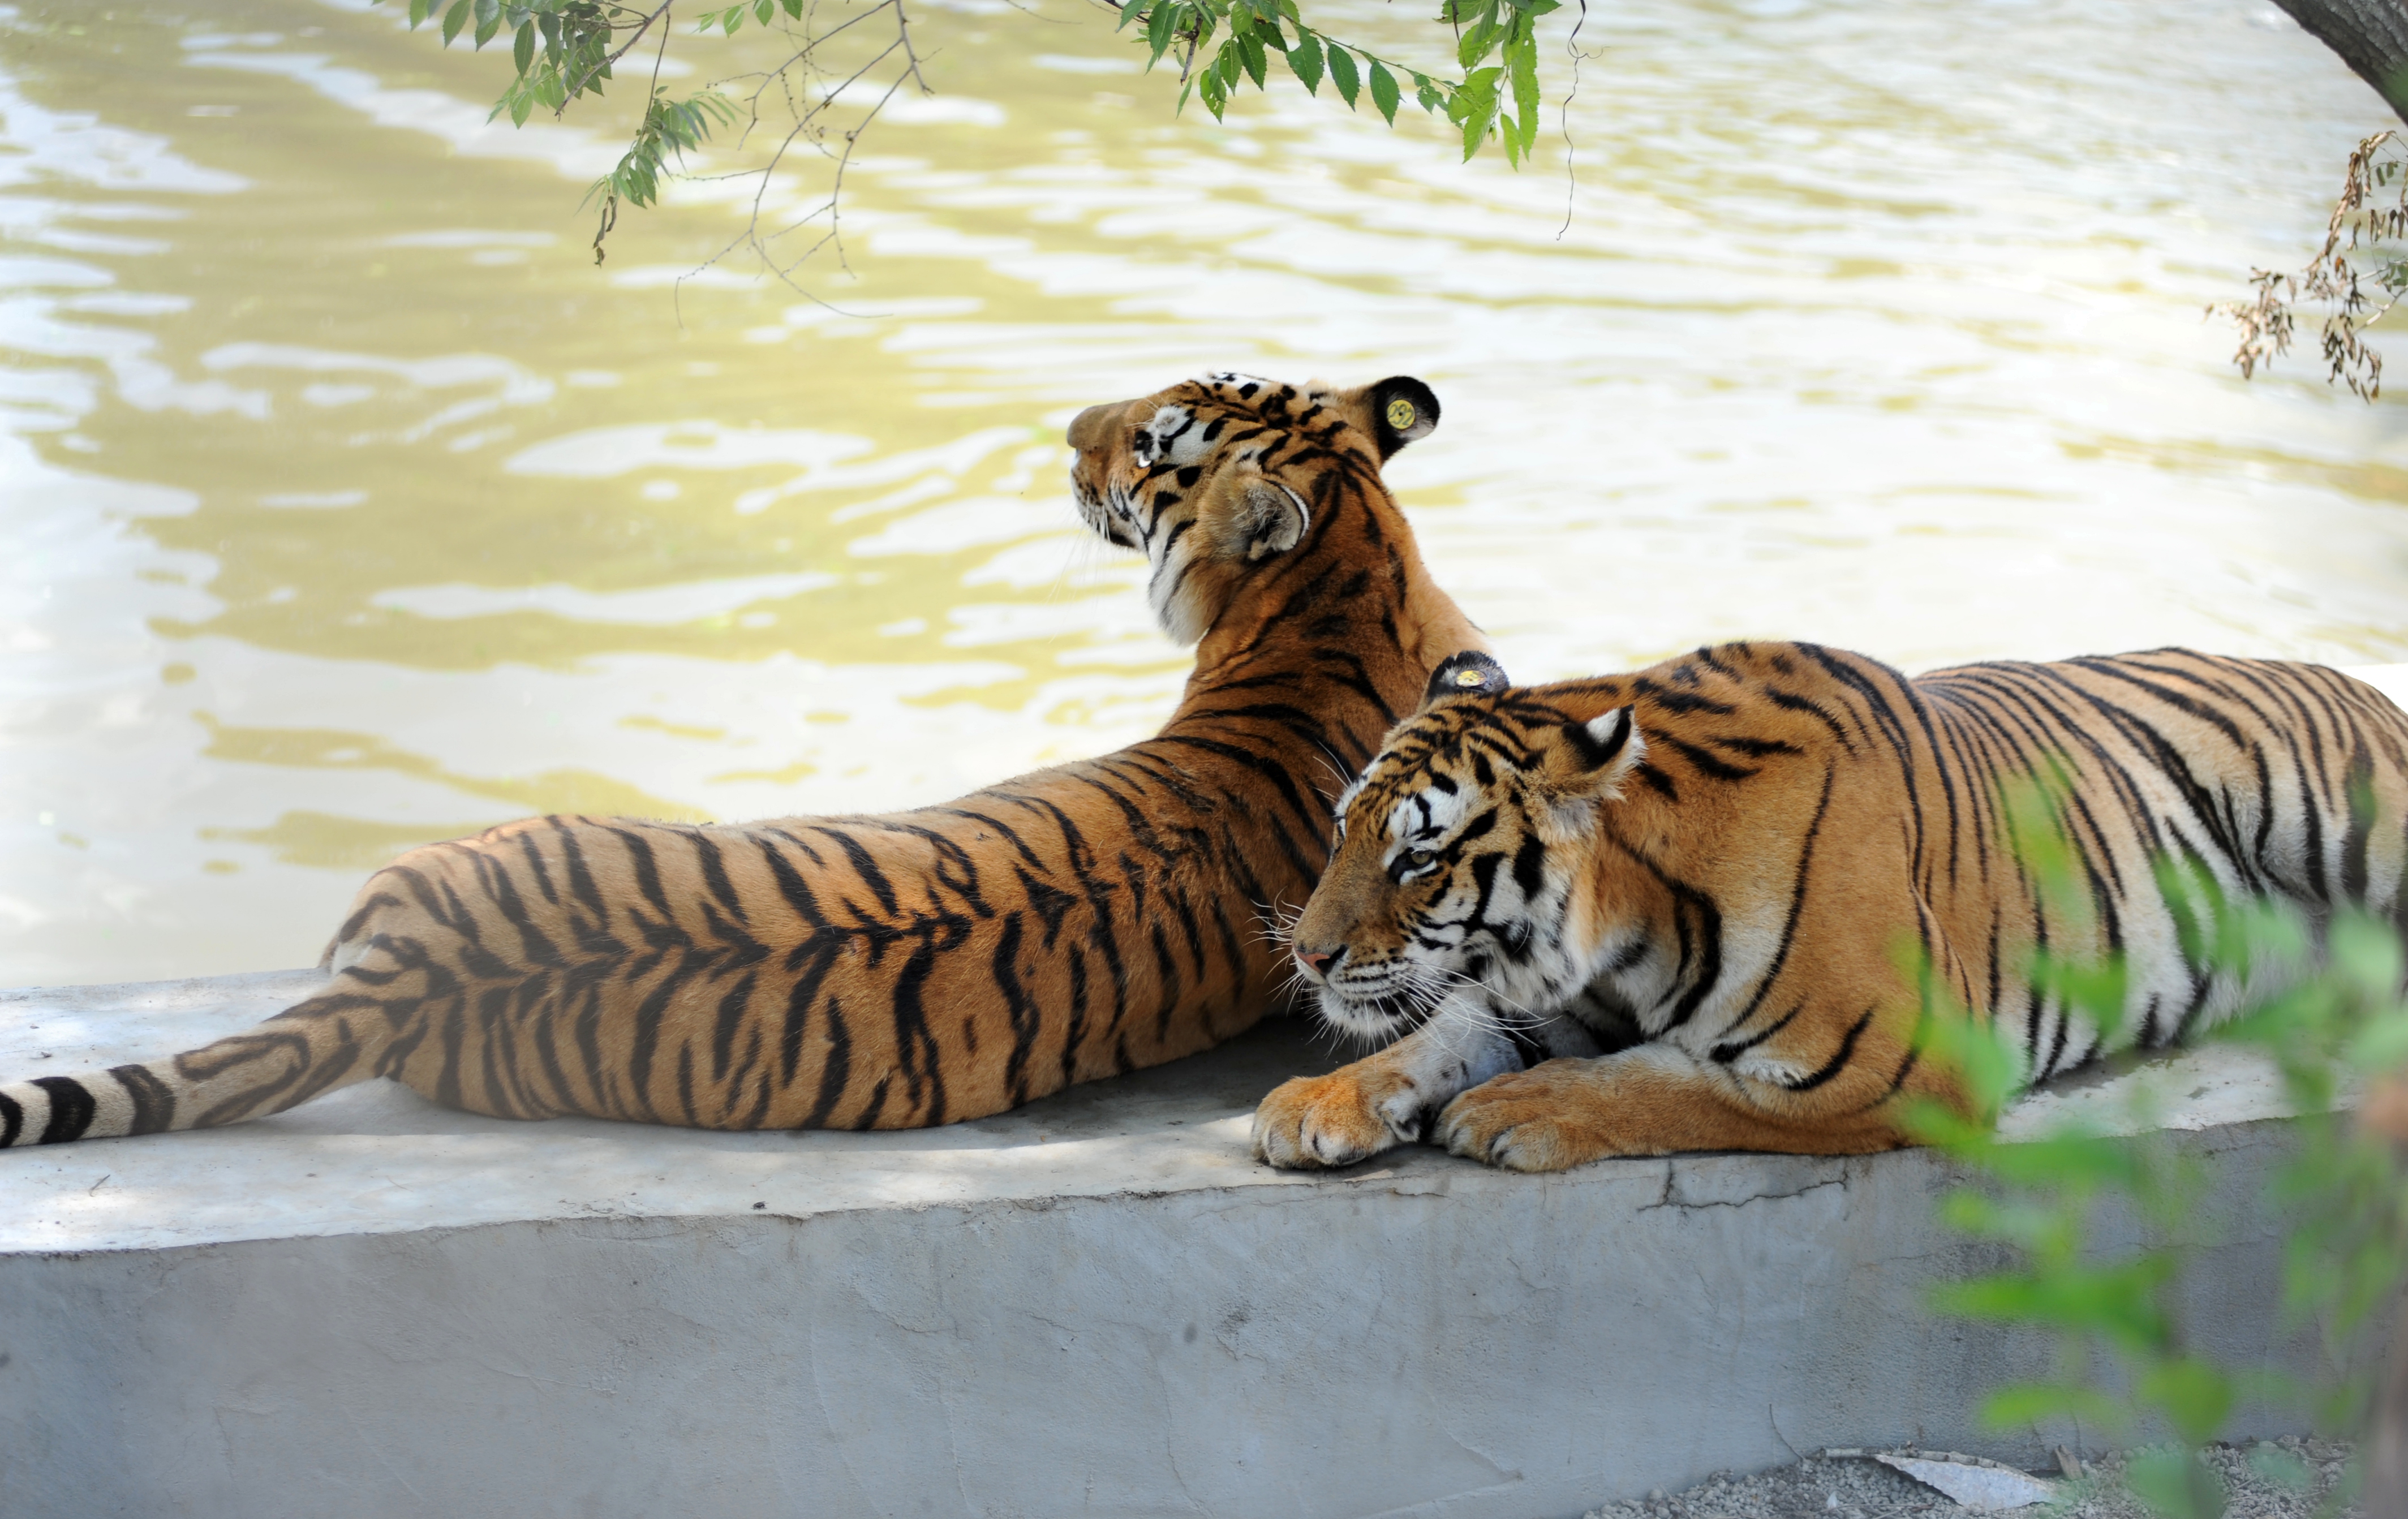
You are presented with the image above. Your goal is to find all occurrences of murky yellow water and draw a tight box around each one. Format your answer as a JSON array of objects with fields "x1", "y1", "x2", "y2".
[{"x1": 2, "y1": 0, "x2": 2402, "y2": 984}]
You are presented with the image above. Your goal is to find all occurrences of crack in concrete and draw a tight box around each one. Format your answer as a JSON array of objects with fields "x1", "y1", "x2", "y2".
[{"x1": 1639, "y1": 1162, "x2": 1851, "y2": 1214}]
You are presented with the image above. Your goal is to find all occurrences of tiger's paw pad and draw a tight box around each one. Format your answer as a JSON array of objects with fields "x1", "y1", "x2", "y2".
[
  {"x1": 1250, "y1": 1070, "x2": 1422, "y2": 1170},
  {"x1": 1436, "y1": 1071, "x2": 1611, "y2": 1173}
]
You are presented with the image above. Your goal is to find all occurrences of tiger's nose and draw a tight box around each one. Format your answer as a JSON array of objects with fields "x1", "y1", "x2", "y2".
[{"x1": 1294, "y1": 946, "x2": 1340, "y2": 980}]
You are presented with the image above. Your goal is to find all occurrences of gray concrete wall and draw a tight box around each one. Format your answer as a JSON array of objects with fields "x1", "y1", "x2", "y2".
[{"x1": 0, "y1": 971, "x2": 2351, "y2": 1518}]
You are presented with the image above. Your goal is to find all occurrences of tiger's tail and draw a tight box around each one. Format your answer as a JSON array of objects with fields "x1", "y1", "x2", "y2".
[{"x1": 0, "y1": 935, "x2": 433, "y2": 1148}]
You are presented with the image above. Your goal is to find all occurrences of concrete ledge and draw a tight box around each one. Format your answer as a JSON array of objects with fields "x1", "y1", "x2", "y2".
[{"x1": 0, "y1": 971, "x2": 2346, "y2": 1518}]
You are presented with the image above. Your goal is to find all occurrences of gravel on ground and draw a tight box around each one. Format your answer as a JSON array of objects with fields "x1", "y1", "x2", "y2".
[{"x1": 1581, "y1": 1436, "x2": 2357, "y2": 1519}]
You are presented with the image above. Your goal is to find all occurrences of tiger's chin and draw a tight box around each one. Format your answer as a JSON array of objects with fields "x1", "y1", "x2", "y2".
[
  {"x1": 1319, "y1": 982, "x2": 1464, "y2": 1049},
  {"x1": 1312, "y1": 984, "x2": 1431, "y2": 1043}
]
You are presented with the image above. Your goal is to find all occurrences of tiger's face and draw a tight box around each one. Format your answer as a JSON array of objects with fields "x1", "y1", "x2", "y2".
[
  {"x1": 1065, "y1": 372, "x2": 1438, "y2": 644},
  {"x1": 1289, "y1": 652, "x2": 1652, "y2": 1040}
]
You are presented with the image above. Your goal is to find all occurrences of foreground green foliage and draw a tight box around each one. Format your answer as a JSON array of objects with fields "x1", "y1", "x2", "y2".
[{"x1": 1907, "y1": 784, "x2": 2408, "y2": 1519}]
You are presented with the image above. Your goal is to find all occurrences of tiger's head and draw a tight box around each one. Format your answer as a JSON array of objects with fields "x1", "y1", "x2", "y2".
[
  {"x1": 1065, "y1": 372, "x2": 1440, "y2": 645},
  {"x1": 1288, "y1": 651, "x2": 1657, "y2": 1040}
]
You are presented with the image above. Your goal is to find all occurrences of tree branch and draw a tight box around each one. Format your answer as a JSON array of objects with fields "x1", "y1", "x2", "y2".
[{"x1": 2269, "y1": 0, "x2": 2408, "y2": 123}]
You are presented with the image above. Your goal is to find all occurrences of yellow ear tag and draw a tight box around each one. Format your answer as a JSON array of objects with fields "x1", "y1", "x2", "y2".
[
  {"x1": 1455, "y1": 668, "x2": 1486, "y2": 689},
  {"x1": 1384, "y1": 397, "x2": 1417, "y2": 431}
]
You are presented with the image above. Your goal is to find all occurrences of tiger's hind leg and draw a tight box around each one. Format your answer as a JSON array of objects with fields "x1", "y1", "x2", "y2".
[{"x1": 1434, "y1": 1043, "x2": 1925, "y2": 1172}]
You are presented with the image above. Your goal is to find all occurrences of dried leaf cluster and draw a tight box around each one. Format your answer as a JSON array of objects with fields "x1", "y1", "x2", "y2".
[{"x1": 2215, "y1": 130, "x2": 2408, "y2": 401}]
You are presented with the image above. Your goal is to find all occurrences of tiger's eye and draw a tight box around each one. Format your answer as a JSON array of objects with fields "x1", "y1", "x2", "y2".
[{"x1": 1408, "y1": 848, "x2": 1434, "y2": 867}]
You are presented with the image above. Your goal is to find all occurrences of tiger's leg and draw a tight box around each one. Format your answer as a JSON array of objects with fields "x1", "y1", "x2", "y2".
[
  {"x1": 1435, "y1": 1043, "x2": 1920, "y2": 1173},
  {"x1": 1252, "y1": 1013, "x2": 1602, "y2": 1169}
]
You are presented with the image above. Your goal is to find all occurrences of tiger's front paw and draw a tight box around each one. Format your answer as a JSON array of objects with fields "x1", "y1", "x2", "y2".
[
  {"x1": 1250, "y1": 1067, "x2": 1426, "y2": 1170},
  {"x1": 1435, "y1": 1065, "x2": 1617, "y2": 1173}
]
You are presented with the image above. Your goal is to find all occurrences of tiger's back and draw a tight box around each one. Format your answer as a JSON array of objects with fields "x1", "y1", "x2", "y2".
[
  {"x1": 316, "y1": 784, "x2": 1274, "y2": 1134},
  {"x1": 1914, "y1": 648, "x2": 2408, "y2": 1073}
]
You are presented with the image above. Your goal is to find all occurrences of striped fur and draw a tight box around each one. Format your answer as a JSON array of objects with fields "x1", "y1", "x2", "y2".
[
  {"x1": 0, "y1": 373, "x2": 1485, "y2": 1148},
  {"x1": 1253, "y1": 642, "x2": 2408, "y2": 1172}
]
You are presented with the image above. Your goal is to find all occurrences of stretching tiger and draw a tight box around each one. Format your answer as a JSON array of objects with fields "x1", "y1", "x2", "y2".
[
  {"x1": 1254, "y1": 642, "x2": 2408, "y2": 1172},
  {"x1": 1, "y1": 372, "x2": 1486, "y2": 1147}
]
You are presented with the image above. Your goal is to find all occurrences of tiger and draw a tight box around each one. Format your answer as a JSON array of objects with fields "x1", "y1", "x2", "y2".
[
  {"x1": 0, "y1": 372, "x2": 1488, "y2": 1148},
  {"x1": 1252, "y1": 642, "x2": 2408, "y2": 1172}
]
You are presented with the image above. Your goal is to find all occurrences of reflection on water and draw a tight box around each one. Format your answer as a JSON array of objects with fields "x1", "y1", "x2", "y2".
[{"x1": 1, "y1": 0, "x2": 2402, "y2": 983}]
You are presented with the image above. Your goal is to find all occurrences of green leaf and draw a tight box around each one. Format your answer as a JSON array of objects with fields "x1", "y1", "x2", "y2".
[
  {"x1": 2249, "y1": 1445, "x2": 2312, "y2": 1494},
  {"x1": 755, "y1": 0, "x2": 774, "y2": 20},
  {"x1": 1977, "y1": 1382, "x2": 2129, "y2": 1434},
  {"x1": 2333, "y1": 911, "x2": 2406, "y2": 998},
  {"x1": 1238, "y1": 31, "x2": 1268, "y2": 88},
  {"x1": 1117, "y1": 0, "x2": 1150, "y2": 28},
  {"x1": 1199, "y1": 54, "x2": 1230, "y2": 118},
  {"x1": 1415, "y1": 72, "x2": 1446, "y2": 113},
  {"x1": 1457, "y1": 15, "x2": 1498, "y2": 68},
  {"x1": 721, "y1": 6, "x2": 742, "y2": 33},
  {"x1": 1451, "y1": 64, "x2": 1499, "y2": 159},
  {"x1": 1508, "y1": 35, "x2": 1540, "y2": 155},
  {"x1": 408, "y1": 0, "x2": 434, "y2": 26},
  {"x1": 2139, "y1": 1358, "x2": 2235, "y2": 1445},
  {"x1": 1366, "y1": 57, "x2": 1397, "y2": 122},
  {"x1": 2347, "y1": 1008, "x2": 2408, "y2": 1070},
  {"x1": 2126, "y1": 1448, "x2": 2227, "y2": 1519},
  {"x1": 1146, "y1": 1, "x2": 1179, "y2": 62},
  {"x1": 512, "y1": 18, "x2": 535, "y2": 75},
  {"x1": 473, "y1": 0, "x2": 501, "y2": 46},
  {"x1": 441, "y1": 0, "x2": 472, "y2": 45},
  {"x1": 1327, "y1": 44, "x2": 1361, "y2": 107},
  {"x1": 1285, "y1": 29, "x2": 1324, "y2": 94}
]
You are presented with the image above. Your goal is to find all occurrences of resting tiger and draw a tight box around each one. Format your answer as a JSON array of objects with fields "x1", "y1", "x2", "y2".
[
  {"x1": 0, "y1": 372, "x2": 1486, "y2": 1148},
  {"x1": 1254, "y1": 642, "x2": 2408, "y2": 1172}
]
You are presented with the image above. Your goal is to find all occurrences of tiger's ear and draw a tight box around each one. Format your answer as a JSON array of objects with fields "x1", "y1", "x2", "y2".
[
  {"x1": 1536, "y1": 706, "x2": 1647, "y2": 803},
  {"x1": 1315, "y1": 376, "x2": 1440, "y2": 462},
  {"x1": 1201, "y1": 472, "x2": 1310, "y2": 563},
  {"x1": 1368, "y1": 377, "x2": 1439, "y2": 460},
  {"x1": 1421, "y1": 650, "x2": 1508, "y2": 709}
]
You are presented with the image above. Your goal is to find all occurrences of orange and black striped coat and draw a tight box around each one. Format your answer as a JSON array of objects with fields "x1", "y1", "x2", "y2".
[
  {"x1": 2, "y1": 373, "x2": 1485, "y2": 1147},
  {"x1": 1256, "y1": 643, "x2": 2408, "y2": 1171}
]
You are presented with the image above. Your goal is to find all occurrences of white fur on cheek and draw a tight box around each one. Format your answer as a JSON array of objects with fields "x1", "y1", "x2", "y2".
[{"x1": 1167, "y1": 422, "x2": 1211, "y2": 467}]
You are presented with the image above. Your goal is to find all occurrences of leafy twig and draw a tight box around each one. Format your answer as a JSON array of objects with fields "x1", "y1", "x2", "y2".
[{"x1": 2213, "y1": 128, "x2": 2406, "y2": 401}]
